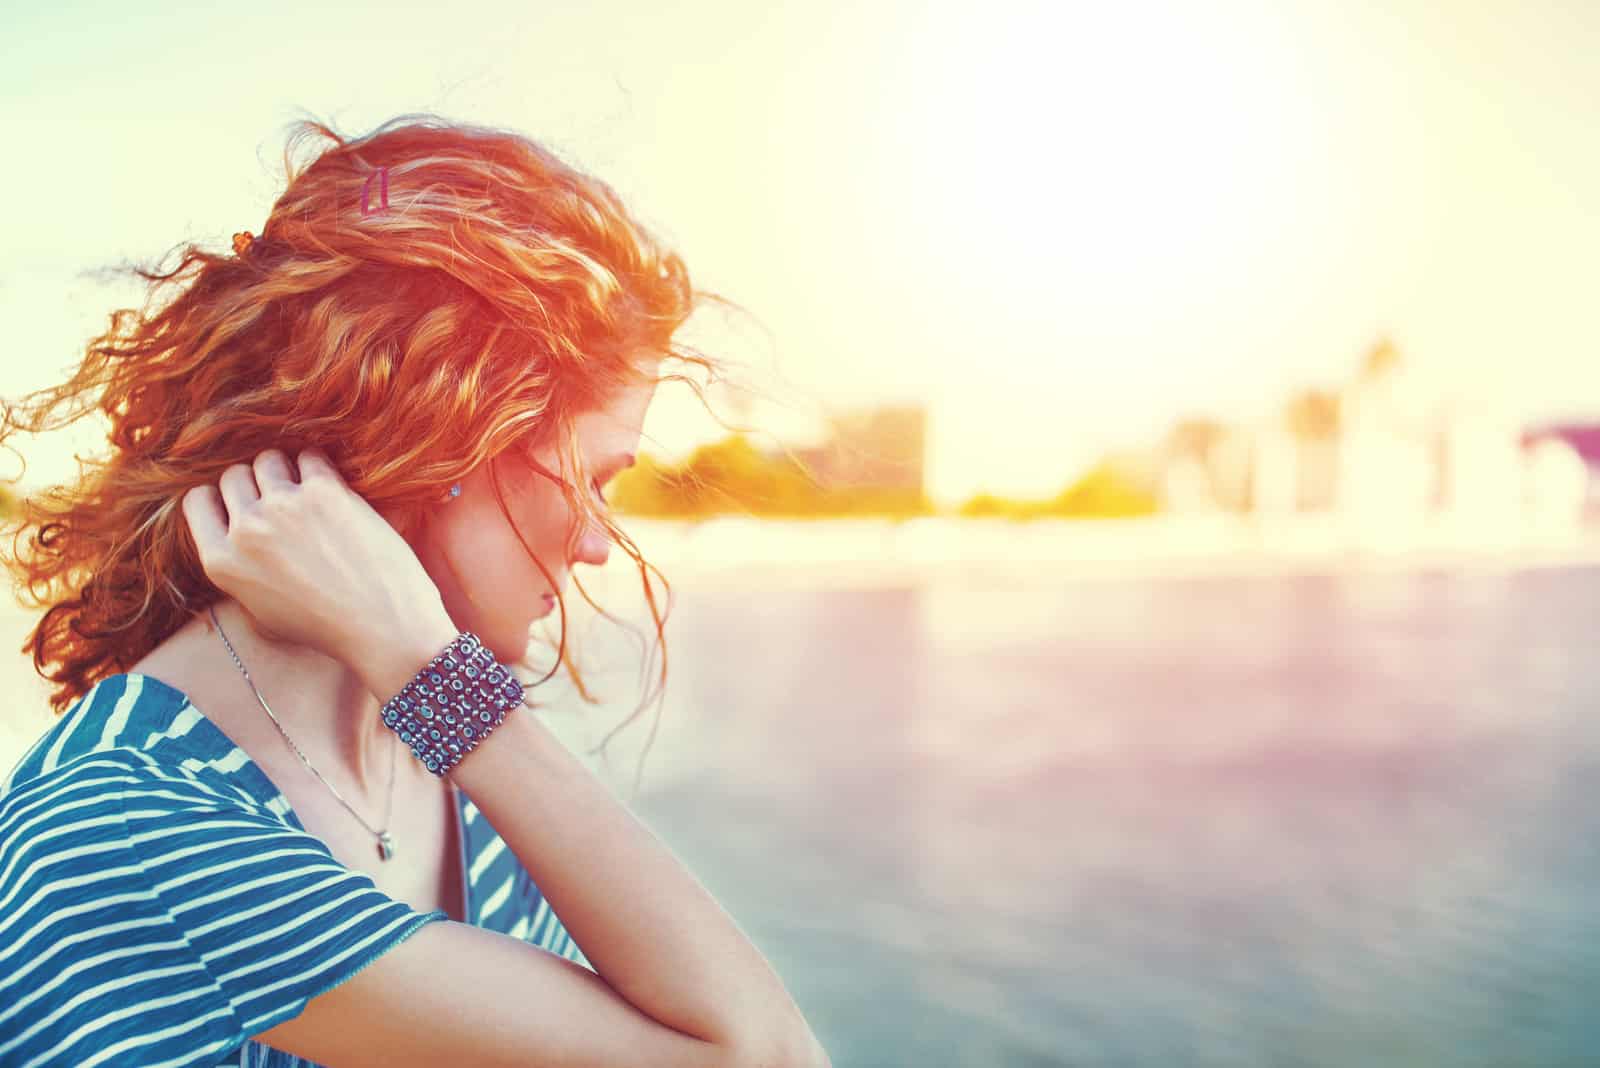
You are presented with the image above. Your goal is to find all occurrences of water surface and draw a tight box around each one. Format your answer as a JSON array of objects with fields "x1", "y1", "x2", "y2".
[{"x1": 625, "y1": 567, "x2": 1600, "y2": 1066}]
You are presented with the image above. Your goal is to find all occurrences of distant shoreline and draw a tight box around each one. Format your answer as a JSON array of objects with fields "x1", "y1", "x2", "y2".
[
  {"x1": 585, "y1": 514, "x2": 1600, "y2": 590},
  {"x1": 5, "y1": 516, "x2": 1595, "y2": 768}
]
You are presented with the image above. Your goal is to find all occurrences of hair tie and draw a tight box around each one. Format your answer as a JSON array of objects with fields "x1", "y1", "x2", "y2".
[
  {"x1": 361, "y1": 166, "x2": 390, "y2": 217},
  {"x1": 231, "y1": 230, "x2": 256, "y2": 257}
]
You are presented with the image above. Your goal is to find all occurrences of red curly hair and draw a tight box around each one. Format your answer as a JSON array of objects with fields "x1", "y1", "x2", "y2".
[{"x1": 1, "y1": 113, "x2": 727, "y2": 786}]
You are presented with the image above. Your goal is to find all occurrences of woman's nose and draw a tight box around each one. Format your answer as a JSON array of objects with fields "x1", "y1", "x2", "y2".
[{"x1": 571, "y1": 520, "x2": 611, "y2": 568}]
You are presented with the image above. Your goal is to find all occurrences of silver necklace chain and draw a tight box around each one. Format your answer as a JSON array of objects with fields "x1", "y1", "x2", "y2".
[{"x1": 209, "y1": 604, "x2": 398, "y2": 861}]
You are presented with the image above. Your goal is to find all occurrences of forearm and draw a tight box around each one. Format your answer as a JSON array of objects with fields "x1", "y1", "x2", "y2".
[
  {"x1": 354, "y1": 614, "x2": 820, "y2": 1060},
  {"x1": 450, "y1": 705, "x2": 816, "y2": 1057}
]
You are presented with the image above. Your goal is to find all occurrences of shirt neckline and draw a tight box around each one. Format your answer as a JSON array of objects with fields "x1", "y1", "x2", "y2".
[
  {"x1": 105, "y1": 671, "x2": 476, "y2": 928},
  {"x1": 118, "y1": 670, "x2": 467, "y2": 841}
]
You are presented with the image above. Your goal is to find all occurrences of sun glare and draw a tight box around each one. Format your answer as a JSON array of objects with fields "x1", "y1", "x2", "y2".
[{"x1": 869, "y1": 2, "x2": 1313, "y2": 326}]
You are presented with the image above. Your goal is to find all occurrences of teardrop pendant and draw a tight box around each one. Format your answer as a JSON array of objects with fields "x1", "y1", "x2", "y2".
[{"x1": 377, "y1": 830, "x2": 396, "y2": 862}]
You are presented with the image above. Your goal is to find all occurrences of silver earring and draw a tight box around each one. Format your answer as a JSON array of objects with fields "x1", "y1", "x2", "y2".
[{"x1": 447, "y1": 483, "x2": 461, "y2": 500}]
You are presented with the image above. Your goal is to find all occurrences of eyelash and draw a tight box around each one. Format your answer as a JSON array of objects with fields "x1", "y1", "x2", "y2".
[{"x1": 521, "y1": 447, "x2": 607, "y2": 503}]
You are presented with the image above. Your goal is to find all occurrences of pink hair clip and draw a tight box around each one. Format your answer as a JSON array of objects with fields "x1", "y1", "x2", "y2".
[{"x1": 360, "y1": 166, "x2": 390, "y2": 216}]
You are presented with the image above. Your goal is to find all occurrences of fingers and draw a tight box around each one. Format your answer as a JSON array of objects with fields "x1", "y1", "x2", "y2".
[
  {"x1": 220, "y1": 447, "x2": 327, "y2": 518},
  {"x1": 188, "y1": 446, "x2": 347, "y2": 571},
  {"x1": 181, "y1": 484, "x2": 229, "y2": 560},
  {"x1": 297, "y1": 447, "x2": 348, "y2": 489},
  {"x1": 253, "y1": 449, "x2": 298, "y2": 491},
  {"x1": 218, "y1": 463, "x2": 261, "y2": 523},
  {"x1": 187, "y1": 447, "x2": 331, "y2": 590}
]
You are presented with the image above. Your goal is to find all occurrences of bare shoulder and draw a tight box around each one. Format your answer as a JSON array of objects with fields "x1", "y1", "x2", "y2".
[
  {"x1": 251, "y1": 919, "x2": 750, "y2": 1068},
  {"x1": 126, "y1": 610, "x2": 230, "y2": 709}
]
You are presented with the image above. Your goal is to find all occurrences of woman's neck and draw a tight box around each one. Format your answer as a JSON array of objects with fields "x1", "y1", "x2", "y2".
[{"x1": 132, "y1": 598, "x2": 404, "y2": 798}]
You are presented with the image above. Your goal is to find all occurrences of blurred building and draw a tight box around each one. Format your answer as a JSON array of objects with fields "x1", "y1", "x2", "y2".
[
  {"x1": 1247, "y1": 425, "x2": 1297, "y2": 516},
  {"x1": 1155, "y1": 339, "x2": 1594, "y2": 544},
  {"x1": 1522, "y1": 424, "x2": 1600, "y2": 524},
  {"x1": 792, "y1": 404, "x2": 926, "y2": 495},
  {"x1": 1334, "y1": 339, "x2": 1441, "y2": 538}
]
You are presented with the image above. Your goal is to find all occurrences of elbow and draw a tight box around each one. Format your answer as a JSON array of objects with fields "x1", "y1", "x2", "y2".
[
  {"x1": 795, "y1": 1029, "x2": 833, "y2": 1068},
  {"x1": 782, "y1": 1027, "x2": 832, "y2": 1068},
  {"x1": 723, "y1": 1024, "x2": 831, "y2": 1068}
]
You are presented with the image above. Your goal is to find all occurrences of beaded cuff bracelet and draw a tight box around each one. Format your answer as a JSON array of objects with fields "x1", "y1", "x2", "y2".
[{"x1": 378, "y1": 632, "x2": 524, "y2": 776}]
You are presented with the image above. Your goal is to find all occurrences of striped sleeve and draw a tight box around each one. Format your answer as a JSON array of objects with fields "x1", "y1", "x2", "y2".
[
  {"x1": 0, "y1": 752, "x2": 447, "y2": 1068},
  {"x1": 457, "y1": 795, "x2": 593, "y2": 971}
]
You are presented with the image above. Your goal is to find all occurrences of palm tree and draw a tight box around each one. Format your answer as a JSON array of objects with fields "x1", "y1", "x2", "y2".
[
  {"x1": 1358, "y1": 335, "x2": 1402, "y2": 380},
  {"x1": 1285, "y1": 389, "x2": 1340, "y2": 440}
]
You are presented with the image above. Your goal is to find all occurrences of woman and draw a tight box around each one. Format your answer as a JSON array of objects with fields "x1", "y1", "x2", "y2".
[{"x1": 0, "y1": 114, "x2": 827, "y2": 1067}]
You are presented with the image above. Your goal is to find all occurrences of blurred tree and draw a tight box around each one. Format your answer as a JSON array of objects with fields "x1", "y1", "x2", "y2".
[
  {"x1": 955, "y1": 458, "x2": 1160, "y2": 520},
  {"x1": 1285, "y1": 388, "x2": 1341, "y2": 440},
  {"x1": 957, "y1": 493, "x2": 1012, "y2": 518},
  {"x1": 608, "y1": 435, "x2": 933, "y2": 518},
  {"x1": 1359, "y1": 335, "x2": 1402, "y2": 379},
  {"x1": 1165, "y1": 416, "x2": 1228, "y2": 464},
  {"x1": 689, "y1": 435, "x2": 814, "y2": 514},
  {"x1": 1047, "y1": 459, "x2": 1160, "y2": 518},
  {"x1": 607, "y1": 453, "x2": 691, "y2": 516}
]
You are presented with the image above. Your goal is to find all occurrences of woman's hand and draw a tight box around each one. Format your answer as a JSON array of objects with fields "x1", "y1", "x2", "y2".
[{"x1": 181, "y1": 447, "x2": 459, "y2": 698}]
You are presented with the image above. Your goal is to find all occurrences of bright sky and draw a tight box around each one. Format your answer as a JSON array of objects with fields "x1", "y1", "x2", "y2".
[{"x1": 2, "y1": 0, "x2": 1597, "y2": 501}]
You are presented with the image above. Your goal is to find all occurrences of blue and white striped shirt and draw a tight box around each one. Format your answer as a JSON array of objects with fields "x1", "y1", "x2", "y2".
[{"x1": 0, "y1": 672, "x2": 590, "y2": 1067}]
